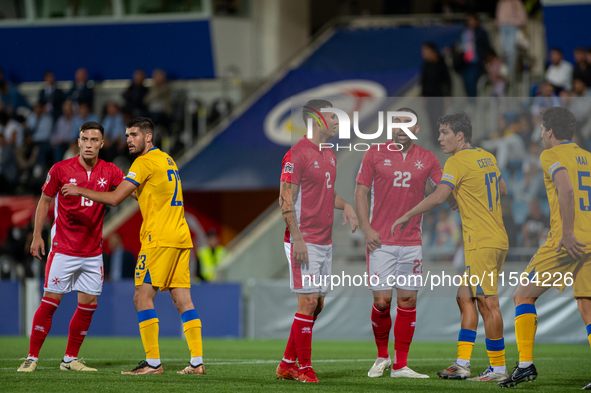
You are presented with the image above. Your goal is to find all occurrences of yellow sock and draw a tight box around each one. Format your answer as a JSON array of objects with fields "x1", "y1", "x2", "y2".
[
  {"x1": 586, "y1": 324, "x2": 591, "y2": 348},
  {"x1": 457, "y1": 329, "x2": 477, "y2": 361},
  {"x1": 485, "y1": 337, "x2": 505, "y2": 367},
  {"x1": 138, "y1": 309, "x2": 160, "y2": 360},
  {"x1": 182, "y1": 309, "x2": 203, "y2": 358},
  {"x1": 515, "y1": 304, "x2": 537, "y2": 363}
]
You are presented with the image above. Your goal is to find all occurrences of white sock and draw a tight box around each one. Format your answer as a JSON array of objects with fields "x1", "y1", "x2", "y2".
[
  {"x1": 519, "y1": 361, "x2": 533, "y2": 368},
  {"x1": 492, "y1": 365, "x2": 507, "y2": 374},
  {"x1": 456, "y1": 358, "x2": 470, "y2": 367},
  {"x1": 27, "y1": 356, "x2": 38, "y2": 362},
  {"x1": 190, "y1": 356, "x2": 203, "y2": 367},
  {"x1": 63, "y1": 356, "x2": 77, "y2": 363},
  {"x1": 146, "y1": 358, "x2": 160, "y2": 367}
]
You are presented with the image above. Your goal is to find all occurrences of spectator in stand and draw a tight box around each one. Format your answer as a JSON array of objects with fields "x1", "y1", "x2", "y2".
[
  {"x1": 456, "y1": 12, "x2": 491, "y2": 97},
  {"x1": 0, "y1": 110, "x2": 25, "y2": 148},
  {"x1": 144, "y1": 69, "x2": 172, "y2": 128},
  {"x1": 563, "y1": 79, "x2": 591, "y2": 125},
  {"x1": 573, "y1": 47, "x2": 591, "y2": 87},
  {"x1": 521, "y1": 200, "x2": 549, "y2": 248},
  {"x1": 484, "y1": 49, "x2": 509, "y2": 105},
  {"x1": 15, "y1": 130, "x2": 42, "y2": 193},
  {"x1": 51, "y1": 100, "x2": 75, "y2": 162},
  {"x1": 26, "y1": 102, "x2": 53, "y2": 167},
  {"x1": 545, "y1": 48, "x2": 573, "y2": 93},
  {"x1": 70, "y1": 103, "x2": 99, "y2": 141},
  {"x1": 0, "y1": 133, "x2": 18, "y2": 193},
  {"x1": 481, "y1": 112, "x2": 526, "y2": 170},
  {"x1": 0, "y1": 80, "x2": 30, "y2": 119},
  {"x1": 102, "y1": 101, "x2": 126, "y2": 161},
  {"x1": 38, "y1": 71, "x2": 66, "y2": 122},
  {"x1": 103, "y1": 233, "x2": 135, "y2": 281},
  {"x1": 496, "y1": 0, "x2": 528, "y2": 75},
  {"x1": 420, "y1": 42, "x2": 451, "y2": 141},
  {"x1": 122, "y1": 69, "x2": 148, "y2": 118},
  {"x1": 531, "y1": 82, "x2": 561, "y2": 120},
  {"x1": 67, "y1": 67, "x2": 94, "y2": 111}
]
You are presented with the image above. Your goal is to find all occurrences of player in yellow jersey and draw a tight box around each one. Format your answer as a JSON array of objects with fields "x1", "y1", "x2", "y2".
[
  {"x1": 392, "y1": 112, "x2": 510, "y2": 382},
  {"x1": 62, "y1": 118, "x2": 205, "y2": 376},
  {"x1": 498, "y1": 107, "x2": 591, "y2": 389}
]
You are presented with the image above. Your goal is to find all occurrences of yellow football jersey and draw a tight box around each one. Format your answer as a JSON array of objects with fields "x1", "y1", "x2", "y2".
[
  {"x1": 124, "y1": 147, "x2": 193, "y2": 249},
  {"x1": 540, "y1": 141, "x2": 591, "y2": 248},
  {"x1": 440, "y1": 147, "x2": 508, "y2": 251}
]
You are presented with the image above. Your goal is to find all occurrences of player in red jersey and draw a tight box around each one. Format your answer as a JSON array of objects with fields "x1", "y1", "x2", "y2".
[
  {"x1": 276, "y1": 99, "x2": 358, "y2": 383},
  {"x1": 355, "y1": 108, "x2": 447, "y2": 378},
  {"x1": 18, "y1": 122, "x2": 126, "y2": 372}
]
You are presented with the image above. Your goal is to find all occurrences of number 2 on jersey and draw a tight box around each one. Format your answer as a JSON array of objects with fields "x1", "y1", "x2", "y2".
[
  {"x1": 325, "y1": 172, "x2": 332, "y2": 188},
  {"x1": 167, "y1": 169, "x2": 183, "y2": 206},
  {"x1": 484, "y1": 172, "x2": 499, "y2": 211}
]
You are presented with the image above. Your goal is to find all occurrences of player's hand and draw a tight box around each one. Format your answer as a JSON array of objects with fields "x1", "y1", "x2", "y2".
[
  {"x1": 391, "y1": 214, "x2": 411, "y2": 236},
  {"x1": 446, "y1": 194, "x2": 459, "y2": 212},
  {"x1": 61, "y1": 184, "x2": 81, "y2": 197},
  {"x1": 557, "y1": 231, "x2": 586, "y2": 259},
  {"x1": 293, "y1": 239, "x2": 309, "y2": 267},
  {"x1": 364, "y1": 227, "x2": 381, "y2": 253},
  {"x1": 30, "y1": 235, "x2": 45, "y2": 260},
  {"x1": 343, "y1": 204, "x2": 358, "y2": 233}
]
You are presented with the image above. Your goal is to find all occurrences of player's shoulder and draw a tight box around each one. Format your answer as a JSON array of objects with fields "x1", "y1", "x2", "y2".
[
  {"x1": 413, "y1": 145, "x2": 438, "y2": 160},
  {"x1": 50, "y1": 156, "x2": 77, "y2": 173}
]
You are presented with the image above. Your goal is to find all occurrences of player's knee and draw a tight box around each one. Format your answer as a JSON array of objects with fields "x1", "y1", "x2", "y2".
[
  {"x1": 374, "y1": 298, "x2": 391, "y2": 310},
  {"x1": 397, "y1": 297, "x2": 416, "y2": 308},
  {"x1": 301, "y1": 296, "x2": 319, "y2": 313}
]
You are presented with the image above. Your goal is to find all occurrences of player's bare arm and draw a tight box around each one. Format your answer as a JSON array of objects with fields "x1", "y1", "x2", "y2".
[
  {"x1": 553, "y1": 169, "x2": 586, "y2": 259},
  {"x1": 392, "y1": 183, "x2": 452, "y2": 235},
  {"x1": 354, "y1": 183, "x2": 380, "y2": 252},
  {"x1": 499, "y1": 176, "x2": 508, "y2": 196},
  {"x1": 280, "y1": 181, "x2": 308, "y2": 265},
  {"x1": 61, "y1": 180, "x2": 137, "y2": 207},
  {"x1": 334, "y1": 192, "x2": 358, "y2": 233},
  {"x1": 30, "y1": 193, "x2": 52, "y2": 260}
]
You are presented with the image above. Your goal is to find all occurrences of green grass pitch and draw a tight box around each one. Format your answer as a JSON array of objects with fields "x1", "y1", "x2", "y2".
[{"x1": 1, "y1": 337, "x2": 589, "y2": 392}]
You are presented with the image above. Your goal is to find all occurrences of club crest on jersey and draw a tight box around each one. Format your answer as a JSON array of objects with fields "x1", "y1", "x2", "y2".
[
  {"x1": 69, "y1": 178, "x2": 77, "y2": 184},
  {"x1": 384, "y1": 159, "x2": 392, "y2": 166},
  {"x1": 330, "y1": 157, "x2": 336, "y2": 167},
  {"x1": 98, "y1": 178, "x2": 107, "y2": 188},
  {"x1": 414, "y1": 160, "x2": 424, "y2": 170},
  {"x1": 314, "y1": 161, "x2": 320, "y2": 169},
  {"x1": 283, "y1": 162, "x2": 293, "y2": 174}
]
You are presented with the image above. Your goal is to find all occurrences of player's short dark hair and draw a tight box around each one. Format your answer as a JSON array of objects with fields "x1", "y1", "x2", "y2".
[
  {"x1": 127, "y1": 117, "x2": 155, "y2": 135},
  {"x1": 437, "y1": 111, "x2": 472, "y2": 144},
  {"x1": 540, "y1": 107, "x2": 576, "y2": 141},
  {"x1": 550, "y1": 47, "x2": 563, "y2": 55},
  {"x1": 574, "y1": 46, "x2": 586, "y2": 53},
  {"x1": 302, "y1": 99, "x2": 333, "y2": 125},
  {"x1": 80, "y1": 121, "x2": 104, "y2": 136},
  {"x1": 396, "y1": 107, "x2": 418, "y2": 123}
]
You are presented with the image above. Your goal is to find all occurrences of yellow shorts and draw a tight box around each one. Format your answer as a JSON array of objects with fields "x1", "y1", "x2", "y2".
[
  {"x1": 524, "y1": 244, "x2": 591, "y2": 297},
  {"x1": 135, "y1": 247, "x2": 191, "y2": 291},
  {"x1": 463, "y1": 246, "x2": 507, "y2": 296}
]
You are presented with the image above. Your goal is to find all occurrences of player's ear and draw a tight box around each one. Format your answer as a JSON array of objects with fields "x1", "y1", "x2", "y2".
[
  {"x1": 457, "y1": 131, "x2": 464, "y2": 142},
  {"x1": 414, "y1": 125, "x2": 420, "y2": 136}
]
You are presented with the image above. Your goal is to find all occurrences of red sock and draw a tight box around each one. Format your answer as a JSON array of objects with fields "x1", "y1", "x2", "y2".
[
  {"x1": 65, "y1": 304, "x2": 97, "y2": 358},
  {"x1": 283, "y1": 322, "x2": 297, "y2": 363},
  {"x1": 371, "y1": 304, "x2": 391, "y2": 359},
  {"x1": 393, "y1": 306, "x2": 416, "y2": 369},
  {"x1": 293, "y1": 313, "x2": 314, "y2": 368},
  {"x1": 28, "y1": 297, "x2": 60, "y2": 358}
]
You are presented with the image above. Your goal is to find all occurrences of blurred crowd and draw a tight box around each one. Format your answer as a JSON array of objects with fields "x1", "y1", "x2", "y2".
[{"x1": 0, "y1": 67, "x2": 232, "y2": 195}]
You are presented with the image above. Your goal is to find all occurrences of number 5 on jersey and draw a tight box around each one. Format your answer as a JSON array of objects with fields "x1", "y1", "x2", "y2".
[{"x1": 81, "y1": 197, "x2": 93, "y2": 206}]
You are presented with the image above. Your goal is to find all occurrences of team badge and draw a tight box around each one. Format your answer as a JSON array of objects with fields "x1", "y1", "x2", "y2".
[
  {"x1": 98, "y1": 178, "x2": 107, "y2": 188},
  {"x1": 283, "y1": 162, "x2": 293, "y2": 174},
  {"x1": 330, "y1": 157, "x2": 336, "y2": 167},
  {"x1": 69, "y1": 178, "x2": 77, "y2": 184},
  {"x1": 414, "y1": 160, "x2": 424, "y2": 170},
  {"x1": 384, "y1": 159, "x2": 392, "y2": 166},
  {"x1": 314, "y1": 161, "x2": 319, "y2": 169}
]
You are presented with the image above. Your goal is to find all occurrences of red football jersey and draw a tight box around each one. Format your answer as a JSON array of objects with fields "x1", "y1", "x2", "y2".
[
  {"x1": 356, "y1": 143, "x2": 442, "y2": 246},
  {"x1": 280, "y1": 137, "x2": 337, "y2": 245},
  {"x1": 42, "y1": 156, "x2": 124, "y2": 257}
]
